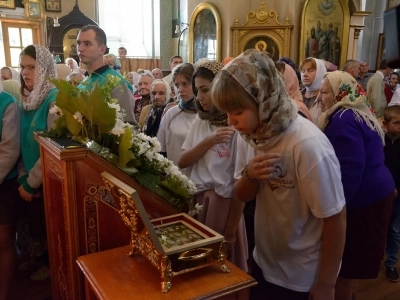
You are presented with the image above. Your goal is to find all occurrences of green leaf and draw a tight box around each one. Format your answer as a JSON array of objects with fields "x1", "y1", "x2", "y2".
[
  {"x1": 134, "y1": 172, "x2": 160, "y2": 190},
  {"x1": 160, "y1": 176, "x2": 191, "y2": 199},
  {"x1": 118, "y1": 127, "x2": 135, "y2": 168},
  {"x1": 50, "y1": 115, "x2": 69, "y2": 136},
  {"x1": 83, "y1": 83, "x2": 116, "y2": 133},
  {"x1": 64, "y1": 113, "x2": 83, "y2": 136}
]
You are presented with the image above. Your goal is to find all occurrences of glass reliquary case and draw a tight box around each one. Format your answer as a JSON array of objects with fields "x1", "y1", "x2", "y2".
[{"x1": 101, "y1": 172, "x2": 230, "y2": 292}]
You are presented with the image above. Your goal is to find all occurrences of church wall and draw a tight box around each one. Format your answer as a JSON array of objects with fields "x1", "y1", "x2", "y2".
[{"x1": 187, "y1": 0, "x2": 303, "y2": 63}]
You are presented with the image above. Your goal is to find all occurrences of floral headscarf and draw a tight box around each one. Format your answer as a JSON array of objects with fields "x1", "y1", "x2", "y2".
[
  {"x1": 317, "y1": 71, "x2": 384, "y2": 144},
  {"x1": 23, "y1": 44, "x2": 56, "y2": 111},
  {"x1": 224, "y1": 49, "x2": 298, "y2": 150},
  {"x1": 194, "y1": 59, "x2": 227, "y2": 127}
]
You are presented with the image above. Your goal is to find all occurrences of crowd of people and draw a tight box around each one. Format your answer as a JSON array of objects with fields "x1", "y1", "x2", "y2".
[{"x1": 1, "y1": 23, "x2": 400, "y2": 300}]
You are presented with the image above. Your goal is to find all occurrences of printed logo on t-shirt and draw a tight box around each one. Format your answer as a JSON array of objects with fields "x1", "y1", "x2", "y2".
[
  {"x1": 267, "y1": 163, "x2": 294, "y2": 191},
  {"x1": 210, "y1": 144, "x2": 230, "y2": 158}
]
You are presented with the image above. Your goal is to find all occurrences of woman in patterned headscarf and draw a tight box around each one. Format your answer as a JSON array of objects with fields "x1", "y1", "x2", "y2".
[
  {"x1": 178, "y1": 59, "x2": 248, "y2": 272},
  {"x1": 17, "y1": 44, "x2": 58, "y2": 281},
  {"x1": 212, "y1": 49, "x2": 346, "y2": 299},
  {"x1": 0, "y1": 73, "x2": 20, "y2": 300},
  {"x1": 317, "y1": 71, "x2": 395, "y2": 300}
]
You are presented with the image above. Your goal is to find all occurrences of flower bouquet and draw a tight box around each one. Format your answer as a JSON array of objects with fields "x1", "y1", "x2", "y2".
[{"x1": 46, "y1": 76, "x2": 196, "y2": 211}]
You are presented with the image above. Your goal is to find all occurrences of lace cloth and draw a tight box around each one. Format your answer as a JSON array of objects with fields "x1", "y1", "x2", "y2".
[{"x1": 23, "y1": 45, "x2": 57, "y2": 111}]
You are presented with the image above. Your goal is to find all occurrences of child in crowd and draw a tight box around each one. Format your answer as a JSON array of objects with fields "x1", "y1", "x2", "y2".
[
  {"x1": 383, "y1": 105, "x2": 400, "y2": 282},
  {"x1": 17, "y1": 44, "x2": 59, "y2": 281},
  {"x1": 211, "y1": 49, "x2": 346, "y2": 300},
  {"x1": 178, "y1": 60, "x2": 248, "y2": 271},
  {"x1": 157, "y1": 63, "x2": 196, "y2": 177}
]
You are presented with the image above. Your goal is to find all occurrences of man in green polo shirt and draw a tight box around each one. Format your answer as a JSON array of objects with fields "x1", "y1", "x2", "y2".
[{"x1": 76, "y1": 25, "x2": 137, "y2": 126}]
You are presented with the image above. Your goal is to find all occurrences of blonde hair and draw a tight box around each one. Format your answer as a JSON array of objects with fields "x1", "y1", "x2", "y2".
[{"x1": 211, "y1": 70, "x2": 258, "y2": 113}]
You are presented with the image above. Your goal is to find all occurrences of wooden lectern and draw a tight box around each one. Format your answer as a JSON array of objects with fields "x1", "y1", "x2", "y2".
[{"x1": 35, "y1": 135, "x2": 180, "y2": 300}]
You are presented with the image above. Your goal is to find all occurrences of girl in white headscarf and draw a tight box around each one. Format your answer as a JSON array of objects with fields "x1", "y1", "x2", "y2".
[
  {"x1": 18, "y1": 44, "x2": 58, "y2": 281},
  {"x1": 0, "y1": 73, "x2": 20, "y2": 300},
  {"x1": 212, "y1": 49, "x2": 346, "y2": 299},
  {"x1": 300, "y1": 57, "x2": 327, "y2": 123}
]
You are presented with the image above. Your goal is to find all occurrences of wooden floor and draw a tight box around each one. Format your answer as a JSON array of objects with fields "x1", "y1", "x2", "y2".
[{"x1": 6, "y1": 258, "x2": 400, "y2": 300}]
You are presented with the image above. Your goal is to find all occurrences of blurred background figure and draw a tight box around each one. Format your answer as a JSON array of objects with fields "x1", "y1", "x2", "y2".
[
  {"x1": 118, "y1": 46, "x2": 127, "y2": 58},
  {"x1": 152, "y1": 68, "x2": 163, "y2": 79},
  {"x1": 1, "y1": 66, "x2": 20, "y2": 82},
  {"x1": 67, "y1": 72, "x2": 84, "y2": 87},
  {"x1": 103, "y1": 54, "x2": 121, "y2": 73}
]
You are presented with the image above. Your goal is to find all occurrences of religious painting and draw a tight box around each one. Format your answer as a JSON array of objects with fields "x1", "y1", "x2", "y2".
[
  {"x1": 63, "y1": 28, "x2": 80, "y2": 64},
  {"x1": 231, "y1": 2, "x2": 292, "y2": 59},
  {"x1": 45, "y1": 0, "x2": 61, "y2": 12},
  {"x1": 23, "y1": 0, "x2": 43, "y2": 19},
  {"x1": 244, "y1": 36, "x2": 280, "y2": 61},
  {"x1": 0, "y1": 0, "x2": 16, "y2": 9},
  {"x1": 376, "y1": 33, "x2": 385, "y2": 70},
  {"x1": 299, "y1": 0, "x2": 350, "y2": 68},
  {"x1": 189, "y1": 3, "x2": 221, "y2": 63}
]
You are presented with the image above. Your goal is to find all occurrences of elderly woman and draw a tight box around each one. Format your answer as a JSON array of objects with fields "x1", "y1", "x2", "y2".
[
  {"x1": 138, "y1": 79, "x2": 170, "y2": 136},
  {"x1": 212, "y1": 49, "x2": 346, "y2": 299},
  {"x1": 300, "y1": 57, "x2": 326, "y2": 123},
  {"x1": 317, "y1": 71, "x2": 395, "y2": 300},
  {"x1": 103, "y1": 54, "x2": 121, "y2": 73},
  {"x1": 135, "y1": 72, "x2": 154, "y2": 122}
]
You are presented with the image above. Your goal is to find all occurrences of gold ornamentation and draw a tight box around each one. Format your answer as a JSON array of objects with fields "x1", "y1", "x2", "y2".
[
  {"x1": 231, "y1": 1, "x2": 293, "y2": 58},
  {"x1": 102, "y1": 172, "x2": 229, "y2": 293},
  {"x1": 57, "y1": 233, "x2": 69, "y2": 300}
]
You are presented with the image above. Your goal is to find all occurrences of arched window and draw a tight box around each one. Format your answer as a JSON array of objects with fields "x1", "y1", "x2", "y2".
[{"x1": 98, "y1": 0, "x2": 160, "y2": 58}]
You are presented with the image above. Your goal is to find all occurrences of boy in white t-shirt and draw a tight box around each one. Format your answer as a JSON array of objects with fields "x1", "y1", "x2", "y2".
[{"x1": 211, "y1": 49, "x2": 346, "y2": 300}]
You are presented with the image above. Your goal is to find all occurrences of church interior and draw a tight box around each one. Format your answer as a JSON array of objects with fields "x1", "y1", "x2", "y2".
[{"x1": 1, "y1": 0, "x2": 400, "y2": 299}]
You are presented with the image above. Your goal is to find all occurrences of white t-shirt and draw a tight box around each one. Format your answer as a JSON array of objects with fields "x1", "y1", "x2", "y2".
[
  {"x1": 157, "y1": 105, "x2": 196, "y2": 177},
  {"x1": 235, "y1": 116, "x2": 345, "y2": 292},
  {"x1": 389, "y1": 88, "x2": 400, "y2": 107},
  {"x1": 182, "y1": 116, "x2": 237, "y2": 198}
]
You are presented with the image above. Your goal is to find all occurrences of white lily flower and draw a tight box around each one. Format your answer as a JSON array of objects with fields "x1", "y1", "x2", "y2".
[{"x1": 73, "y1": 112, "x2": 84, "y2": 124}]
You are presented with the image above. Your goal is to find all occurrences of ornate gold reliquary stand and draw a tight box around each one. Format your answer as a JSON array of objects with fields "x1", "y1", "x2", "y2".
[{"x1": 101, "y1": 172, "x2": 230, "y2": 292}]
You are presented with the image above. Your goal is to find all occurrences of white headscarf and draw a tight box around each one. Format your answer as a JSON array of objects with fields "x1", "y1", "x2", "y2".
[
  {"x1": 301, "y1": 57, "x2": 327, "y2": 92},
  {"x1": 65, "y1": 57, "x2": 80, "y2": 72},
  {"x1": 23, "y1": 44, "x2": 57, "y2": 111}
]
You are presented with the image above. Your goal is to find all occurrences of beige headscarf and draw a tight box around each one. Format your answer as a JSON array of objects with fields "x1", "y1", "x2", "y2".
[
  {"x1": 223, "y1": 49, "x2": 298, "y2": 150},
  {"x1": 23, "y1": 45, "x2": 57, "y2": 111},
  {"x1": 317, "y1": 71, "x2": 384, "y2": 144},
  {"x1": 194, "y1": 59, "x2": 227, "y2": 127}
]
